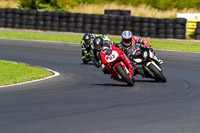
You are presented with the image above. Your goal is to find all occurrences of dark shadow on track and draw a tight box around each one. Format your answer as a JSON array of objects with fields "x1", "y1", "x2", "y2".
[
  {"x1": 90, "y1": 83, "x2": 132, "y2": 87},
  {"x1": 80, "y1": 63, "x2": 94, "y2": 65},
  {"x1": 135, "y1": 79, "x2": 167, "y2": 83},
  {"x1": 135, "y1": 79, "x2": 157, "y2": 83}
]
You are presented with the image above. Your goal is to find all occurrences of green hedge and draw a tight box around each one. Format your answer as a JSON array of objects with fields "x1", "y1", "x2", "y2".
[
  {"x1": 147, "y1": 0, "x2": 200, "y2": 10},
  {"x1": 18, "y1": 0, "x2": 83, "y2": 11},
  {"x1": 18, "y1": 0, "x2": 200, "y2": 11}
]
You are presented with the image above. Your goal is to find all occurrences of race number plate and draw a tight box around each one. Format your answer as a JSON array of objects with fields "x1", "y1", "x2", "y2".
[{"x1": 105, "y1": 51, "x2": 118, "y2": 63}]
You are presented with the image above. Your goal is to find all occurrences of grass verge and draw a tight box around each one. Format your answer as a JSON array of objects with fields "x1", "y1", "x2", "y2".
[
  {"x1": 0, "y1": 30, "x2": 200, "y2": 53},
  {"x1": 110, "y1": 38, "x2": 200, "y2": 53},
  {"x1": 0, "y1": 60, "x2": 52, "y2": 86}
]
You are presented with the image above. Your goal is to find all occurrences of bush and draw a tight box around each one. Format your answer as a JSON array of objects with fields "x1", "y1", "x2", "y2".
[
  {"x1": 175, "y1": 0, "x2": 200, "y2": 9},
  {"x1": 18, "y1": 0, "x2": 38, "y2": 9},
  {"x1": 147, "y1": 0, "x2": 200, "y2": 10},
  {"x1": 18, "y1": 0, "x2": 83, "y2": 11},
  {"x1": 65, "y1": 0, "x2": 83, "y2": 8},
  {"x1": 18, "y1": 0, "x2": 200, "y2": 11},
  {"x1": 116, "y1": 0, "x2": 147, "y2": 6},
  {"x1": 82, "y1": 0, "x2": 112, "y2": 4},
  {"x1": 147, "y1": 0, "x2": 179, "y2": 10}
]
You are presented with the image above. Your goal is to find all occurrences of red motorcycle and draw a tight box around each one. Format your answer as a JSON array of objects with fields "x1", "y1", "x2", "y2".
[{"x1": 100, "y1": 44, "x2": 134, "y2": 86}]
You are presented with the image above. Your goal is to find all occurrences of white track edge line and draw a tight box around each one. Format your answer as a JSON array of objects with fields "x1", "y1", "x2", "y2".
[{"x1": 0, "y1": 61, "x2": 60, "y2": 88}]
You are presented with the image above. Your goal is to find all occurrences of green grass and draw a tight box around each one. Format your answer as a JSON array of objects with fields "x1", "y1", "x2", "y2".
[
  {"x1": 110, "y1": 38, "x2": 200, "y2": 53},
  {"x1": 0, "y1": 60, "x2": 52, "y2": 86},
  {"x1": 0, "y1": 30, "x2": 83, "y2": 43},
  {"x1": 149, "y1": 40, "x2": 200, "y2": 52},
  {"x1": 0, "y1": 30, "x2": 200, "y2": 53}
]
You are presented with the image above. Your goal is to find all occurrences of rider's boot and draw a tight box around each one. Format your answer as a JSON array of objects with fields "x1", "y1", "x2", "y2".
[
  {"x1": 102, "y1": 67, "x2": 110, "y2": 74},
  {"x1": 82, "y1": 57, "x2": 90, "y2": 64},
  {"x1": 101, "y1": 64, "x2": 110, "y2": 74},
  {"x1": 150, "y1": 48, "x2": 163, "y2": 65},
  {"x1": 132, "y1": 77, "x2": 135, "y2": 84},
  {"x1": 82, "y1": 50, "x2": 91, "y2": 64},
  {"x1": 158, "y1": 59, "x2": 163, "y2": 64},
  {"x1": 111, "y1": 75, "x2": 115, "y2": 80}
]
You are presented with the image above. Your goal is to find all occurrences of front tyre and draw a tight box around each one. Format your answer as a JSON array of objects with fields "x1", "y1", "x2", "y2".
[
  {"x1": 116, "y1": 65, "x2": 134, "y2": 86},
  {"x1": 148, "y1": 64, "x2": 167, "y2": 82}
]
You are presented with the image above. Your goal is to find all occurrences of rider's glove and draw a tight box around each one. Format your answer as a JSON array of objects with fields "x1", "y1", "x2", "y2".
[
  {"x1": 113, "y1": 43, "x2": 120, "y2": 47},
  {"x1": 142, "y1": 40, "x2": 150, "y2": 48},
  {"x1": 149, "y1": 47, "x2": 154, "y2": 52},
  {"x1": 149, "y1": 47, "x2": 155, "y2": 55}
]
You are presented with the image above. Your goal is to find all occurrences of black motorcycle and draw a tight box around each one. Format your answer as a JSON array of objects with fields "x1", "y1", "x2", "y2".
[{"x1": 128, "y1": 44, "x2": 167, "y2": 82}]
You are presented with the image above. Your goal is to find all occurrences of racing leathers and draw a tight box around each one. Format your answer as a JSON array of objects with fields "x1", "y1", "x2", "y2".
[
  {"x1": 81, "y1": 33, "x2": 105, "y2": 64},
  {"x1": 91, "y1": 35, "x2": 110, "y2": 68},
  {"x1": 81, "y1": 40, "x2": 92, "y2": 63},
  {"x1": 115, "y1": 36, "x2": 151, "y2": 55}
]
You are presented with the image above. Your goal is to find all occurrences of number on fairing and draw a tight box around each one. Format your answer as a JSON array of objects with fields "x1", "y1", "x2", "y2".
[{"x1": 105, "y1": 51, "x2": 118, "y2": 62}]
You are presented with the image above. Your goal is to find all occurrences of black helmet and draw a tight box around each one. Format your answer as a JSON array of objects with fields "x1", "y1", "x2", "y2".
[
  {"x1": 93, "y1": 36, "x2": 103, "y2": 51},
  {"x1": 83, "y1": 33, "x2": 91, "y2": 47}
]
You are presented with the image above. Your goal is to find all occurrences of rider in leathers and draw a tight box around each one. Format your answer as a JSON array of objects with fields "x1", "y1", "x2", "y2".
[
  {"x1": 91, "y1": 35, "x2": 110, "y2": 68},
  {"x1": 81, "y1": 33, "x2": 105, "y2": 63},
  {"x1": 115, "y1": 30, "x2": 151, "y2": 56}
]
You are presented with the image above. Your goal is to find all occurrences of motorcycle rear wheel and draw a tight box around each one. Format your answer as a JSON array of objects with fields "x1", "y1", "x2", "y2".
[{"x1": 116, "y1": 65, "x2": 134, "y2": 86}]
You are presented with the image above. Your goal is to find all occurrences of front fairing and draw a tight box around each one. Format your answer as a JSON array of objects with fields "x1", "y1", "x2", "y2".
[
  {"x1": 100, "y1": 44, "x2": 123, "y2": 65},
  {"x1": 100, "y1": 44, "x2": 133, "y2": 81}
]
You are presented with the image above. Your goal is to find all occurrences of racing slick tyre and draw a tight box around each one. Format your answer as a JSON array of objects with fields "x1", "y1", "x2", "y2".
[
  {"x1": 116, "y1": 65, "x2": 134, "y2": 86},
  {"x1": 148, "y1": 63, "x2": 167, "y2": 82}
]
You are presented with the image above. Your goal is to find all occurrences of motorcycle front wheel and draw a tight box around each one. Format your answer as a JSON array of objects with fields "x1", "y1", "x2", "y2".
[
  {"x1": 148, "y1": 64, "x2": 167, "y2": 82},
  {"x1": 116, "y1": 65, "x2": 134, "y2": 86}
]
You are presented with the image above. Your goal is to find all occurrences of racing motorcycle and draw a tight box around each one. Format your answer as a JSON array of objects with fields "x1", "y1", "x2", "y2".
[
  {"x1": 100, "y1": 44, "x2": 134, "y2": 86},
  {"x1": 128, "y1": 44, "x2": 167, "y2": 82}
]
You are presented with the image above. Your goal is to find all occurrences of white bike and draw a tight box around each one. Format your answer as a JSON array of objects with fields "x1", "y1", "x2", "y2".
[{"x1": 128, "y1": 44, "x2": 167, "y2": 82}]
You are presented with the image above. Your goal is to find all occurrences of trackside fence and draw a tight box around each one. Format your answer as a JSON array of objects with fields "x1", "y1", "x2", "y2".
[{"x1": 0, "y1": 8, "x2": 187, "y2": 39}]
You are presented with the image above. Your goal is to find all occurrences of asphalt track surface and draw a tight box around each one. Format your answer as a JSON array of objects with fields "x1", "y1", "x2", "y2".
[{"x1": 0, "y1": 39, "x2": 200, "y2": 133}]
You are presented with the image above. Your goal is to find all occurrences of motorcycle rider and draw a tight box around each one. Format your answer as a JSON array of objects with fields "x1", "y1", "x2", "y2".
[
  {"x1": 92, "y1": 36, "x2": 104, "y2": 67},
  {"x1": 81, "y1": 33, "x2": 106, "y2": 64},
  {"x1": 92, "y1": 36, "x2": 111, "y2": 74},
  {"x1": 81, "y1": 33, "x2": 93, "y2": 63},
  {"x1": 115, "y1": 30, "x2": 151, "y2": 55}
]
